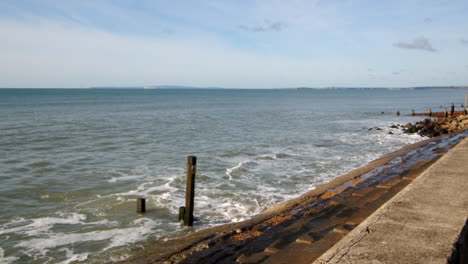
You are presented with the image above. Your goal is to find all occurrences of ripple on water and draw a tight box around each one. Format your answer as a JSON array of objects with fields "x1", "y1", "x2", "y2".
[
  {"x1": 31, "y1": 136, "x2": 70, "y2": 143},
  {"x1": 31, "y1": 147, "x2": 51, "y2": 151},
  {"x1": 3, "y1": 159, "x2": 21, "y2": 164},
  {"x1": 131, "y1": 141, "x2": 149, "y2": 145},
  {"x1": 99, "y1": 147, "x2": 119, "y2": 152},
  {"x1": 9, "y1": 167, "x2": 30, "y2": 173},
  {"x1": 34, "y1": 168, "x2": 55, "y2": 174},
  {"x1": 27, "y1": 161, "x2": 53, "y2": 168},
  {"x1": 98, "y1": 142, "x2": 114, "y2": 146}
]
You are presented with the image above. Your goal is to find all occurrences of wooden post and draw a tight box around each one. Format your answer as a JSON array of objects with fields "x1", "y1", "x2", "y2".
[
  {"x1": 428, "y1": 108, "x2": 432, "y2": 117},
  {"x1": 184, "y1": 156, "x2": 196, "y2": 226},
  {"x1": 411, "y1": 110, "x2": 415, "y2": 116},
  {"x1": 137, "y1": 198, "x2": 146, "y2": 213},
  {"x1": 444, "y1": 108, "x2": 448, "y2": 118},
  {"x1": 396, "y1": 110, "x2": 400, "y2": 116},
  {"x1": 178, "y1": 206, "x2": 186, "y2": 221},
  {"x1": 451, "y1": 103, "x2": 455, "y2": 117}
]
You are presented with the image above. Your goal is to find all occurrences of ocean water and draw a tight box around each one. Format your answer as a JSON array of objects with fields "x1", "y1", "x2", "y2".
[{"x1": 0, "y1": 88, "x2": 466, "y2": 263}]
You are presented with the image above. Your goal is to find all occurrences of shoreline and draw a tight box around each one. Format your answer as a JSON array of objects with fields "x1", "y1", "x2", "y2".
[
  {"x1": 116, "y1": 130, "x2": 467, "y2": 264},
  {"x1": 315, "y1": 136, "x2": 468, "y2": 264}
]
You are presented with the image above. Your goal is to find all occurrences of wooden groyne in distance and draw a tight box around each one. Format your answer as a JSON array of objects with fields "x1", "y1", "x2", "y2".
[{"x1": 413, "y1": 110, "x2": 466, "y2": 118}]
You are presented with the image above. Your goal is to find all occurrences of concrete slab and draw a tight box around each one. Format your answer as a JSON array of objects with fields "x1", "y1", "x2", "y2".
[{"x1": 314, "y1": 137, "x2": 468, "y2": 264}]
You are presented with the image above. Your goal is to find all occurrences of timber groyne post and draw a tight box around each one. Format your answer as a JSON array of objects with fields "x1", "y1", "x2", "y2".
[
  {"x1": 137, "y1": 198, "x2": 146, "y2": 213},
  {"x1": 179, "y1": 156, "x2": 197, "y2": 226}
]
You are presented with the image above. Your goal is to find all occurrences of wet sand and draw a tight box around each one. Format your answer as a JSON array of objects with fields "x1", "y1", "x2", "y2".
[{"x1": 115, "y1": 132, "x2": 466, "y2": 264}]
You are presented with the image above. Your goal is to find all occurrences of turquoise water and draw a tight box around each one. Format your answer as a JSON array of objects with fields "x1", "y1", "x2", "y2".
[{"x1": 0, "y1": 88, "x2": 466, "y2": 263}]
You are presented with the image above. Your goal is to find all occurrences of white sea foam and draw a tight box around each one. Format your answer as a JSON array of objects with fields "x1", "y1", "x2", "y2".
[
  {"x1": 15, "y1": 217, "x2": 162, "y2": 259},
  {"x1": 0, "y1": 247, "x2": 19, "y2": 264},
  {"x1": 225, "y1": 161, "x2": 244, "y2": 179},
  {"x1": 106, "y1": 167, "x2": 153, "y2": 183},
  {"x1": 129, "y1": 180, "x2": 177, "y2": 196},
  {"x1": 0, "y1": 213, "x2": 88, "y2": 236},
  {"x1": 57, "y1": 248, "x2": 88, "y2": 264}
]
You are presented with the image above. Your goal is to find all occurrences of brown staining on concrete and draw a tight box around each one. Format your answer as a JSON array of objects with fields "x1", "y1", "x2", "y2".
[
  {"x1": 320, "y1": 188, "x2": 347, "y2": 199},
  {"x1": 232, "y1": 230, "x2": 263, "y2": 242},
  {"x1": 351, "y1": 179, "x2": 363, "y2": 187},
  {"x1": 260, "y1": 215, "x2": 293, "y2": 227}
]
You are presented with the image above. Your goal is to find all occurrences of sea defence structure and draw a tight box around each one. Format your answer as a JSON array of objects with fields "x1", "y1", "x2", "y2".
[
  {"x1": 315, "y1": 136, "x2": 468, "y2": 263},
  {"x1": 117, "y1": 132, "x2": 467, "y2": 264}
]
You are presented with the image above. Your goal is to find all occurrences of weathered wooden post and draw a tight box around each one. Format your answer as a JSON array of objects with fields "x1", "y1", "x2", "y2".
[
  {"x1": 444, "y1": 108, "x2": 448, "y2": 118},
  {"x1": 428, "y1": 108, "x2": 432, "y2": 117},
  {"x1": 451, "y1": 103, "x2": 455, "y2": 117},
  {"x1": 411, "y1": 110, "x2": 415, "y2": 116},
  {"x1": 396, "y1": 110, "x2": 400, "y2": 116},
  {"x1": 182, "y1": 156, "x2": 196, "y2": 226},
  {"x1": 137, "y1": 198, "x2": 146, "y2": 213},
  {"x1": 178, "y1": 206, "x2": 185, "y2": 221}
]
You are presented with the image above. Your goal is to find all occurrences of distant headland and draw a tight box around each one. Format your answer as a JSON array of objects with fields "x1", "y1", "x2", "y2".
[
  {"x1": 89, "y1": 85, "x2": 468, "y2": 90},
  {"x1": 89, "y1": 85, "x2": 223, "y2": 89}
]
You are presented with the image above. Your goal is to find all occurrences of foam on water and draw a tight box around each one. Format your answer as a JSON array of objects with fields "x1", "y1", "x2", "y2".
[
  {"x1": 1, "y1": 213, "x2": 164, "y2": 263},
  {"x1": 0, "y1": 247, "x2": 19, "y2": 264},
  {"x1": 1, "y1": 88, "x2": 466, "y2": 263},
  {"x1": 56, "y1": 249, "x2": 88, "y2": 264}
]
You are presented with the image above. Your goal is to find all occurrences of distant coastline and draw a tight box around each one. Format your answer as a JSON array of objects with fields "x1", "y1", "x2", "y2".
[
  {"x1": 89, "y1": 85, "x2": 224, "y2": 89},
  {"x1": 2, "y1": 86, "x2": 467, "y2": 90},
  {"x1": 88, "y1": 85, "x2": 468, "y2": 90}
]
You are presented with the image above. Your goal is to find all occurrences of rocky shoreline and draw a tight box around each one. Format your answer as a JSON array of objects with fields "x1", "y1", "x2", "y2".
[{"x1": 397, "y1": 115, "x2": 468, "y2": 138}]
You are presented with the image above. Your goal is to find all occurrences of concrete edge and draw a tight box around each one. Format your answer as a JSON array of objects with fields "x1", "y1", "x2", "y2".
[{"x1": 312, "y1": 136, "x2": 468, "y2": 264}]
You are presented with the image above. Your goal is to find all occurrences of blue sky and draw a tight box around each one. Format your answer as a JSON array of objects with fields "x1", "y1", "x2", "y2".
[{"x1": 1, "y1": 0, "x2": 467, "y2": 88}]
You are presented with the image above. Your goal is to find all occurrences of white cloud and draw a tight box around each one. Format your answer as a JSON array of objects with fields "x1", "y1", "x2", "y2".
[{"x1": 0, "y1": 18, "x2": 340, "y2": 88}]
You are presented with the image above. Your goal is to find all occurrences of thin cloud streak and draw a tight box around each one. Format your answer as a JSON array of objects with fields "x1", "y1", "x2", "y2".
[
  {"x1": 394, "y1": 36, "x2": 437, "y2": 52},
  {"x1": 424, "y1": 17, "x2": 433, "y2": 23},
  {"x1": 238, "y1": 20, "x2": 287, "y2": 32}
]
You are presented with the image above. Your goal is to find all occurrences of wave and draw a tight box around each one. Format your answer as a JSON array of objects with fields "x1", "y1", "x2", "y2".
[{"x1": 0, "y1": 212, "x2": 165, "y2": 263}]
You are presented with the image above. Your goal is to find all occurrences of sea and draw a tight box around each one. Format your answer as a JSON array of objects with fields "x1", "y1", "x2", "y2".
[{"x1": 0, "y1": 88, "x2": 466, "y2": 263}]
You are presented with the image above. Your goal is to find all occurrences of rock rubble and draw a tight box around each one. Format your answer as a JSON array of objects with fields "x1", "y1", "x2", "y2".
[{"x1": 400, "y1": 115, "x2": 468, "y2": 138}]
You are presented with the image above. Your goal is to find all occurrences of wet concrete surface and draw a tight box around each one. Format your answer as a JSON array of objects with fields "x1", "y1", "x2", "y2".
[{"x1": 315, "y1": 136, "x2": 468, "y2": 264}]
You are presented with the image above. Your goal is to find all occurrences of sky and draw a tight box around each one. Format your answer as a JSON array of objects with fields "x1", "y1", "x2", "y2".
[{"x1": 1, "y1": 0, "x2": 468, "y2": 88}]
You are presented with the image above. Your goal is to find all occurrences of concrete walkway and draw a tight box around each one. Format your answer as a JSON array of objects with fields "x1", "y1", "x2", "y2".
[{"x1": 314, "y1": 137, "x2": 468, "y2": 264}]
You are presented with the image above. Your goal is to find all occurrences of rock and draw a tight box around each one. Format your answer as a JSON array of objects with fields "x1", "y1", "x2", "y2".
[
  {"x1": 400, "y1": 114, "x2": 468, "y2": 138},
  {"x1": 388, "y1": 131, "x2": 394, "y2": 135},
  {"x1": 404, "y1": 123, "x2": 413, "y2": 129}
]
